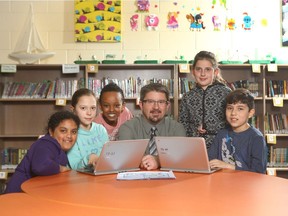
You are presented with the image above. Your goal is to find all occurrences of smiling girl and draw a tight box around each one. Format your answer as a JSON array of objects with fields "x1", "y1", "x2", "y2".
[
  {"x1": 4, "y1": 111, "x2": 80, "y2": 193},
  {"x1": 179, "y1": 51, "x2": 231, "y2": 149},
  {"x1": 68, "y1": 88, "x2": 109, "y2": 170},
  {"x1": 95, "y1": 83, "x2": 133, "y2": 141}
]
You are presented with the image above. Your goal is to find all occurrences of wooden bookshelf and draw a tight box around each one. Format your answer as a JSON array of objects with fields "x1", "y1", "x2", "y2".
[{"x1": 262, "y1": 64, "x2": 288, "y2": 175}]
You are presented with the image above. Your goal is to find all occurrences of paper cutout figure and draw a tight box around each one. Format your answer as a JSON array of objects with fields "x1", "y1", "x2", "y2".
[
  {"x1": 145, "y1": 14, "x2": 159, "y2": 31},
  {"x1": 186, "y1": 13, "x2": 205, "y2": 31},
  {"x1": 242, "y1": 12, "x2": 253, "y2": 30},
  {"x1": 212, "y1": 15, "x2": 221, "y2": 31},
  {"x1": 130, "y1": 14, "x2": 139, "y2": 31},
  {"x1": 226, "y1": 18, "x2": 236, "y2": 30},
  {"x1": 167, "y1": 12, "x2": 179, "y2": 30},
  {"x1": 137, "y1": 0, "x2": 150, "y2": 12}
]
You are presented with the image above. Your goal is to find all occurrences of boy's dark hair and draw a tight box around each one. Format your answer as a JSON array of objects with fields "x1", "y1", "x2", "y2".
[
  {"x1": 140, "y1": 83, "x2": 169, "y2": 101},
  {"x1": 71, "y1": 88, "x2": 96, "y2": 108},
  {"x1": 46, "y1": 110, "x2": 80, "y2": 133},
  {"x1": 99, "y1": 82, "x2": 125, "y2": 104},
  {"x1": 226, "y1": 88, "x2": 255, "y2": 110}
]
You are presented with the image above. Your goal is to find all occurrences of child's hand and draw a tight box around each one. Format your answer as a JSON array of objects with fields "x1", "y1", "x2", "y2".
[
  {"x1": 88, "y1": 153, "x2": 99, "y2": 166},
  {"x1": 209, "y1": 159, "x2": 235, "y2": 170},
  {"x1": 197, "y1": 124, "x2": 207, "y2": 134},
  {"x1": 59, "y1": 165, "x2": 70, "y2": 172}
]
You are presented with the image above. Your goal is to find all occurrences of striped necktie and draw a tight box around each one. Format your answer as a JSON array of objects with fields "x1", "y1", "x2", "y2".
[{"x1": 149, "y1": 127, "x2": 157, "y2": 155}]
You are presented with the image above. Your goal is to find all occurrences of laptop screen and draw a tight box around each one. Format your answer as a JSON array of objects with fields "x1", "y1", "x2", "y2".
[
  {"x1": 77, "y1": 139, "x2": 149, "y2": 175},
  {"x1": 155, "y1": 136, "x2": 217, "y2": 173}
]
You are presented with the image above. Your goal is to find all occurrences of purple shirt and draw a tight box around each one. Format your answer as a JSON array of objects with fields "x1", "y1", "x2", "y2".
[{"x1": 4, "y1": 134, "x2": 69, "y2": 193}]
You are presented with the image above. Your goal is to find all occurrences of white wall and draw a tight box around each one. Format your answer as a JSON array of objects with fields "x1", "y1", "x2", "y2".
[{"x1": 0, "y1": 0, "x2": 285, "y2": 64}]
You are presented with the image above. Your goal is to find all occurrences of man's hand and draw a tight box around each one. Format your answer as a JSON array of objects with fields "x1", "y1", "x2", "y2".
[{"x1": 141, "y1": 155, "x2": 159, "y2": 170}]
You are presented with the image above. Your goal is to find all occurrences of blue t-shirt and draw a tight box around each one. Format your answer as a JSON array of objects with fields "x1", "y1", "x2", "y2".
[
  {"x1": 67, "y1": 122, "x2": 109, "y2": 169},
  {"x1": 208, "y1": 126, "x2": 267, "y2": 174}
]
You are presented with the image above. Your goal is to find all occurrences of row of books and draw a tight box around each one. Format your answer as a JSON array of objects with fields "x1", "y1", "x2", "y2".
[
  {"x1": 87, "y1": 77, "x2": 174, "y2": 98},
  {"x1": 1, "y1": 148, "x2": 27, "y2": 169},
  {"x1": 267, "y1": 148, "x2": 288, "y2": 167},
  {"x1": 227, "y1": 80, "x2": 259, "y2": 97},
  {"x1": 178, "y1": 78, "x2": 195, "y2": 97},
  {"x1": 266, "y1": 80, "x2": 288, "y2": 98},
  {"x1": 249, "y1": 116, "x2": 259, "y2": 129},
  {"x1": 265, "y1": 113, "x2": 288, "y2": 134},
  {"x1": 6, "y1": 78, "x2": 288, "y2": 100},
  {"x1": 1, "y1": 78, "x2": 174, "y2": 99},
  {"x1": 1, "y1": 79, "x2": 85, "y2": 99},
  {"x1": 179, "y1": 78, "x2": 260, "y2": 98}
]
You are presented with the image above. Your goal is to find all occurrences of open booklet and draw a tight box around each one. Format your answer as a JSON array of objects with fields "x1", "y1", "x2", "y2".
[{"x1": 116, "y1": 170, "x2": 176, "y2": 180}]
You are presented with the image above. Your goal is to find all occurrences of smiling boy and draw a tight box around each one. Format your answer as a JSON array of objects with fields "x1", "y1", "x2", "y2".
[{"x1": 208, "y1": 88, "x2": 267, "y2": 174}]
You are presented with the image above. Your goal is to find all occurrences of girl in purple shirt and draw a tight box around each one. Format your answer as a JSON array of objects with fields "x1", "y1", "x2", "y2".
[{"x1": 4, "y1": 111, "x2": 80, "y2": 193}]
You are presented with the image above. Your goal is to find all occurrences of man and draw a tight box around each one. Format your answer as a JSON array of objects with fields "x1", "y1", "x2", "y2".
[{"x1": 118, "y1": 83, "x2": 186, "y2": 170}]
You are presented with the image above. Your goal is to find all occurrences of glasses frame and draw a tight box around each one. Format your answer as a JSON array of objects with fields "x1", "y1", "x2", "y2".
[{"x1": 141, "y1": 99, "x2": 169, "y2": 106}]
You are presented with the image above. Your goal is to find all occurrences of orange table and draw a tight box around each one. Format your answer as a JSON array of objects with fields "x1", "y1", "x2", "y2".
[
  {"x1": 17, "y1": 170, "x2": 288, "y2": 215},
  {"x1": 0, "y1": 193, "x2": 119, "y2": 216}
]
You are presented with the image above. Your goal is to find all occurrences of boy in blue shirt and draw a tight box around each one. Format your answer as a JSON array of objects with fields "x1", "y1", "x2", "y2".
[{"x1": 208, "y1": 88, "x2": 267, "y2": 174}]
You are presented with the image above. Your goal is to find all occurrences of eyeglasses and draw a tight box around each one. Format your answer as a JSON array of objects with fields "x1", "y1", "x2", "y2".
[
  {"x1": 194, "y1": 66, "x2": 215, "y2": 73},
  {"x1": 142, "y1": 99, "x2": 169, "y2": 106}
]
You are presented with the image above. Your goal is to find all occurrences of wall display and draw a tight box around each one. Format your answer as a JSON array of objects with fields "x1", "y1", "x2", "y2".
[
  {"x1": 74, "y1": 0, "x2": 121, "y2": 42},
  {"x1": 186, "y1": 13, "x2": 206, "y2": 31},
  {"x1": 212, "y1": 0, "x2": 228, "y2": 9},
  {"x1": 130, "y1": 14, "x2": 139, "y2": 31},
  {"x1": 136, "y1": 0, "x2": 150, "y2": 12},
  {"x1": 145, "y1": 14, "x2": 159, "y2": 31},
  {"x1": 242, "y1": 12, "x2": 253, "y2": 30},
  {"x1": 9, "y1": 4, "x2": 55, "y2": 64},
  {"x1": 167, "y1": 11, "x2": 179, "y2": 30}
]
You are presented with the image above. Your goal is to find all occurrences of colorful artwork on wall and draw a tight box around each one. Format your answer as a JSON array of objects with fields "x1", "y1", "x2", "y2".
[
  {"x1": 74, "y1": 0, "x2": 121, "y2": 42},
  {"x1": 130, "y1": 14, "x2": 139, "y2": 31},
  {"x1": 167, "y1": 12, "x2": 179, "y2": 30},
  {"x1": 136, "y1": 0, "x2": 150, "y2": 12},
  {"x1": 186, "y1": 13, "x2": 206, "y2": 31},
  {"x1": 145, "y1": 14, "x2": 159, "y2": 31}
]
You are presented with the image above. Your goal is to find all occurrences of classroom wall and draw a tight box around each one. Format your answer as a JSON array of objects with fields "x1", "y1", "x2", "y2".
[{"x1": 0, "y1": 0, "x2": 285, "y2": 64}]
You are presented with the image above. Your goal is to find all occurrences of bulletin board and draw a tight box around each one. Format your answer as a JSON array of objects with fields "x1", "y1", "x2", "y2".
[{"x1": 74, "y1": 0, "x2": 121, "y2": 42}]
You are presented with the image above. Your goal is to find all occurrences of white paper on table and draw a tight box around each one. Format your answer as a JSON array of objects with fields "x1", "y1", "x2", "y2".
[{"x1": 116, "y1": 170, "x2": 176, "y2": 180}]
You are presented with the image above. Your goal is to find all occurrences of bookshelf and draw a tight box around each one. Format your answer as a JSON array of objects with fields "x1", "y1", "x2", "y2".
[{"x1": 264, "y1": 64, "x2": 288, "y2": 177}]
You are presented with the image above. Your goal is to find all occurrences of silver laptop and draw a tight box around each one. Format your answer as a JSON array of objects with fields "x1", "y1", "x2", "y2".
[
  {"x1": 155, "y1": 136, "x2": 220, "y2": 174},
  {"x1": 77, "y1": 139, "x2": 149, "y2": 175}
]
